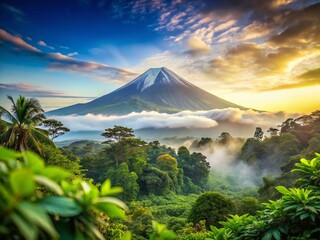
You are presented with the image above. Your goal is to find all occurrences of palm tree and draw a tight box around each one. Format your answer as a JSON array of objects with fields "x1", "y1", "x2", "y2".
[{"x1": 0, "y1": 95, "x2": 54, "y2": 154}]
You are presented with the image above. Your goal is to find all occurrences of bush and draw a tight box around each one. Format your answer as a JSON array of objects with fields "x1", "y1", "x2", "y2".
[
  {"x1": 188, "y1": 192, "x2": 234, "y2": 228},
  {"x1": 0, "y1": 147, "x2": 127, "y2": 240}
]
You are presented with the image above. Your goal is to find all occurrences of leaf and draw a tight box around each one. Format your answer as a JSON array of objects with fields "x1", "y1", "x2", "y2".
[
  {"x1": 120, "y1": 232, "x2": 131, "y2": 240},
  {"x1": 100, "y1": 179, "x2": 111, "y2": 195},
  {"x1": 17, "y1": 201, "x2": 58, "y2": 239},
  {"x1": 261, "y1": 231, "x2": 273, "y2": 240},
  {"x1": 22, "y1": 151, "x2": 44, "y2": 174},
  {"x1": 11, "y1": 213, "x2": 37, "y2": 240},
  {"x1": 272, "y1": 229, "x2": 281, "y2": 240},
  {"x1": 100, "y1": 179, "x2": 123, "y2": 196},
  {"x1": 300, "y1": 213, "x2": 310, "y2": 220},
  {"x1": 42, "y1": 167, "x2": 70, "y2": 182},
  {"x1": 97, "y1": 197, "x2": 127, "y2": 210},
  {"x1": 39, "y1": 196, "x2": 82, "y2": 217},
  {"x1": 94, "y1": 202, "x2": 126, "y2": 220},
  {"x1": 276, "y1": 186, "x2": 290, "y2": 195},
  {"x1": 0, "y1": 147, "x2": 21, "y2": 161},
  {"x1": 35, "y1": 175, "x2": 63, "y2": 195},
  {"x1": 10, "y1": 168, "x2": 35, "y2": 196}
]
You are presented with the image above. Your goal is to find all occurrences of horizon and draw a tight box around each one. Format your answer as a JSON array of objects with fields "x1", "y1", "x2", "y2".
[{"x1": 0, "y1": 0, "x2": 320, "y2": 114}]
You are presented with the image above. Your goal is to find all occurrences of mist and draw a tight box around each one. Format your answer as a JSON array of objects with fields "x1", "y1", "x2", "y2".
[{"x1": 188, "y1": 137, "x2": 263, "y2": 188}]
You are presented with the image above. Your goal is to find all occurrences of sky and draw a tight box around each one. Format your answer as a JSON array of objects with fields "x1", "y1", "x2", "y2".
[{"x1": 0, "y1": 0, "x2": 319, "y2": 113}]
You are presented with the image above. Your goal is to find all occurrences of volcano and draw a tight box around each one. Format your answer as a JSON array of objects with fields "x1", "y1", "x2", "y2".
[{"x1": 48, "y1": 67, "x2": 246, "y2": 116}]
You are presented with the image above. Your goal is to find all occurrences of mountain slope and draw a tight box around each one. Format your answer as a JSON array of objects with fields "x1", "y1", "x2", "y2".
[{"x1": 48, "y1": 67, "x2": 247, "y2": 116}]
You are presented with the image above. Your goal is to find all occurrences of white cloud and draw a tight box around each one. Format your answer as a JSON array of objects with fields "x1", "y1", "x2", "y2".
[
  {"x1": 52, "y1": 111, "x2": 218, "y2": 131},
  {"x1": 67, "y1": 52, "x2": 78, "y2": 57},
  {"x1": 37, "y1": 40, "x2": 54, "y2": 50},
  {"x1": 52, "y1": 108, "x2": 299, "y2": 133},
  {"x1": 187, "y1": 36, "x2": 211, "y2": 54}
]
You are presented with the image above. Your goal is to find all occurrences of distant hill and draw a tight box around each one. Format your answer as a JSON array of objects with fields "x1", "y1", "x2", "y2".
[{"x1": 47, "y1": 67, "x2": 247, "y2": 116}]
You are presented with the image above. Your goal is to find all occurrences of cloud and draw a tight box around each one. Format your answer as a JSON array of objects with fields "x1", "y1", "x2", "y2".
[
  {"x1": 238, "y1": 22, "x2": 272, "y2": 41},
  {"x1": 0, "y1": 28, "x2": 137, "y2": 83},
  {"x1": 1, "y1": 3, "x2": 24, "y2": 21},
  {"x1": 52, "y1": 111, "x2": 219, "y2": 131},
  {"x1": 51, "y1": 108, "x2": 299, "y2": 133},
  {"x1": 67, "y1": 52, "x2": 78, "y2": 57},
  {"x1": 0, "y1": 83, "x2": 92, "y2": 98},
  {"x1": 0, "y1": 28, "x2": 40, "y2": 53},
  {"x1": 186, "y1": 36, "x2": 211, "y2": 55},
  {"x1": 267, "y1": 68, "x2": 320, "y2": 90},
  {"x1": 37, "y1": 40, "x2": 54, "y2": 50},
  {"x1": 213, "y1": 20, "x2": 237, "y2": 32}
]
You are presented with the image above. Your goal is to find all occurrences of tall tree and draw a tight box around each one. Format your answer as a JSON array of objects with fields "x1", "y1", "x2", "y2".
[
  {"x1": 267, "y1": 127, "x2": 279, "y2": 137},
  {"x1": 41, "y1": 119, "x2": 70, "y2": 140},
  {"x1": 253, "y1": 127, "x2": 264, "y2": 141},
  {"x1": 0, "y1": 95, "x2": 53, "y2": 154},
  {"x1": 101, "y1": 125, "x2": 134, "y2": 144},
  {"x1": 101, "y1": 125, "x2": 147, "y2": 168}
]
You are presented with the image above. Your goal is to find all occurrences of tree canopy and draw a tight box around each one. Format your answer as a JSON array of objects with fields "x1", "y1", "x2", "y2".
[{"x1": 0, "y1": 95, "x2": 53, "y2": 155}]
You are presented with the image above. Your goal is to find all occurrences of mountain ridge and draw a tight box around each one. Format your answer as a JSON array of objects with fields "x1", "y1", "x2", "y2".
[{"x1": 47, "y1": 67, "x2": 247, "y2": 116}]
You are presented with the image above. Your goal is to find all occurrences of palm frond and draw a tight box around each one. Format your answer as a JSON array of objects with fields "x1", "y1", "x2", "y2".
[
  {"x1": 31, "y1": 128, "x2": 55, "y2": 147},
  {"x1": 26, "y1": 130, "x2": 42, "y2": 154},
  {"x1": 0, "y1": 106, "x2": 17, "y2": 124}
]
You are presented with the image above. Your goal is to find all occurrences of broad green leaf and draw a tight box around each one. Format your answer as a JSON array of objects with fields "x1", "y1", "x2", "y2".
[
  {"x1": 300, "y1": 213, "x2": 310, "y2": 220},
  {"x1": 100, "y1": 179, "x2": 111, "y2": 195},
  {"x1": 100, "y1": 179, "x2": 122, "y2": 196},
  {"x1": 80, "y1": 181, "x2": 91, "y2": 194},
  {"x1": 17, "y1": 201, "x2": 58, "y2": 239},
  {"x1": 97, "y1": 197, "x2": 127, "y2": 210},
  {"x1": 10, "y1": 168, "x2": 35, "y2": 196},
  {"x1": 159, "y1": 230, "x2": 176, "y2": 240},
  {"x1": 22, "y1": 151, "x2": 44, "y2": 174},
  {"x1": 94, "y1": 202, "x2": 126, "y2": 219},
  {"x1": 42, "y1": 167, "x2": 70, "y2": 182},
  {"x1": 11, "y1": 213, "x2": 37, "y2": 240},
  {"x1": 120, "y1": 232, "x2": 131, "y2": 240},
  {"x1": 35, "y1": 175, "x2": 63, "y2": 195},
  {"x1": 39, "y1": 196, "x2": 82, "y2": 217},
  {"x1": 272, "y1": 229, "x2": 281, "y2": 240},
  {"x1": 0, "y1": 147, "x2": 21, "y2": 161},
  {"x1": 107, "y1": 187, "x2": 123, "y2": 196},
  {"x1": 276, "y1": 186, "x2": 290, "y2": 195},
  {"x1": 261, "y1": 231, "x2": 273, "y2": 240}
]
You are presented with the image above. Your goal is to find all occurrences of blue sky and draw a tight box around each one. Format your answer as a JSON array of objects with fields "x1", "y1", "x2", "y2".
[{"x1": 0, "y1": 0, "x2": 320, "y2": 112}]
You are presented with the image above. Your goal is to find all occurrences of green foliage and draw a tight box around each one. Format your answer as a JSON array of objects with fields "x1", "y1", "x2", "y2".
[
  {"x1": 139, "y1": 165, "x2": 173, "y2": 195},
  {"x1": 253, "y1": 127, "x2": 264, "y2": 141},
  {"x1": 207, "y1": 226, "x2": 232, "y2": 240},
  {"x1": 129, "y1": 202, "x2": 154, "y2": 239},
  {"x1": 0, "y1": 147, "x2": 127, "y2": 240},
  {"x1": 150, "y1": 221, "x2": 177, "y2": 240},
  {"x1": 43, "y1": 145, "x2": 83, "y2": 179},
  {"x1": 0, "y1": 95, "x2": 54, "y2": 155},
  {"x1": 188, "y1": 192, "x2": 234, "y2": 228},
  {"x1": 101, "y1": 125, "x2": 134, "y2": 144},
  {"x1": 157, "y1": 154, "x2": 179, "y2": 174},
  {"x1": 41, "y1": 119, "x2": 70, "y2": 140},
  {"x1": 105, "y1": 163, "x2": 140, "y2": 202},
  {"x1": 292, "y1": 154, "x2": 320, "y2": 190},
  {"x1": 206, "y1": 154, "x2": 320, "y2": 240},
  {"x1": 234, "y1": 197, "x2": 262, "y2": 216}
]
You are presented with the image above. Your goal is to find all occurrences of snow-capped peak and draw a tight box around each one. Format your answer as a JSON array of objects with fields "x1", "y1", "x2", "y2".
[
  {"x1": 139, "y1": 68, "x2": 163, "y2": 92},
  {"x1": 131, "y1": 67, "x2": 189, "y2": 92}
]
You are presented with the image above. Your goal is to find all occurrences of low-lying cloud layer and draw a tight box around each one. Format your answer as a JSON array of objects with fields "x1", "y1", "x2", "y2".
[{"x1": 51, "y1": 108, "x2": 300, "y2": 133}]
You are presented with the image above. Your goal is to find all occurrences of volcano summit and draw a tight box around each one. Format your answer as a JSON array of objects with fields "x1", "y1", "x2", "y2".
[{"x1": 48, "y1": 67, "x2": 246, "y2": 116}]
